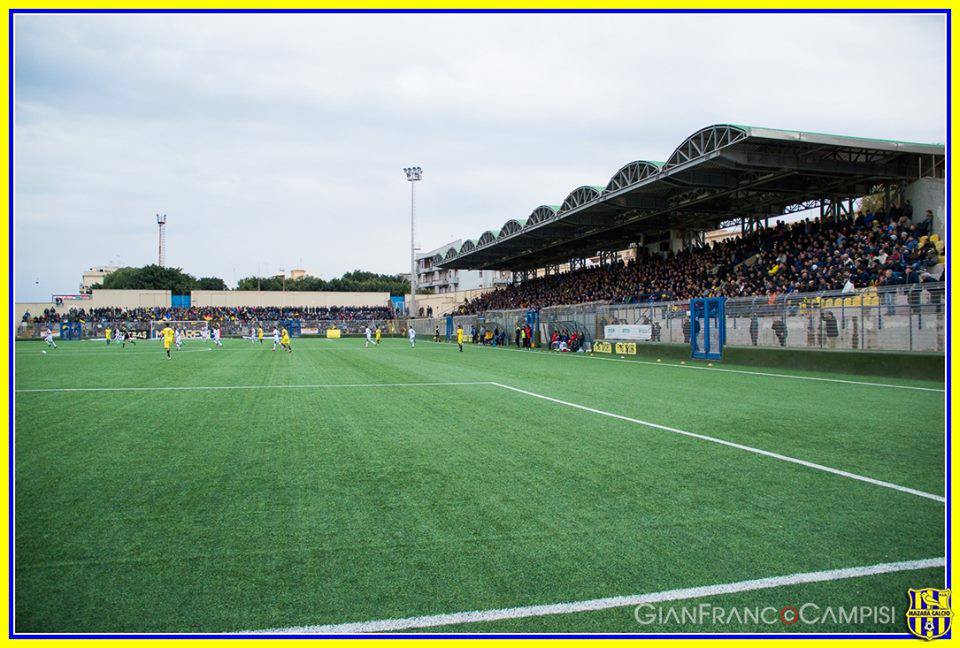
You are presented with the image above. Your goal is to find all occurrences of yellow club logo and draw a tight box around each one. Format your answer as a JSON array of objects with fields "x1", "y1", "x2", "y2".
[{"x1": 906, "y1": 589, "x2": 952, "y2": 640}]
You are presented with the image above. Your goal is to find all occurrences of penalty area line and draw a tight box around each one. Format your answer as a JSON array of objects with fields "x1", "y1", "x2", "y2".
[
  {"x1": 241, "y1": 556, "x2": 944, "y2": 634},
  {"x1": 490, "y1": 382, "x2": 944, "y2": 503}
]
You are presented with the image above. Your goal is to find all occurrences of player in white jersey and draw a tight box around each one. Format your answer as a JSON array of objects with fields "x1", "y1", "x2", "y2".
[
  {"x1": 175, "y1": 329, "x2": 183, "y2": 349},
  {"x1": 249, "y1": 326, "x2": 257, "y2": 343},
  {"x1": 408, "y1": 326, "x2": 416, "y2": 348},
  {"x1": 212, "y1": 326, "x2": 222, "y2": 347},
  {"x1": 364, "y1": 326, "x2": 373, "y2": 348},
  {"x1": 272, "y1": 327, "x2": 281, "y2": 351},
  {"x1": 41, "y1": 328, "x2": 57, "y2": 349}
]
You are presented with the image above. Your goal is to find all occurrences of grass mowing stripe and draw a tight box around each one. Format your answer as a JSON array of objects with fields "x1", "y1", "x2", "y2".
[
  {"x1": 20, "y1": 376, "x2": 942, "y2": 502},
  {"x1": 15, "y1": 381, "x2": 494, "y2": 394},
  {"x1": 242, "y1": 557, "x2": 944, "y2": 634},
  {"x1": 490, "y1": 382, "x2": 945, "y2": 503},
  {"x1": 468, "y1": 343, "x2": 944, "y2": 392}
]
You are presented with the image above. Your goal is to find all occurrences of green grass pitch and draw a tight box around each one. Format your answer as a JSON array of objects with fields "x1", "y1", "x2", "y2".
[{"x1": 14, "y1": 336, "x2": 945, "y2": 634}]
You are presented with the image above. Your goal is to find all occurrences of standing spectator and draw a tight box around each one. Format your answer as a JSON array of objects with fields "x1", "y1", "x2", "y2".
[{"x1": 772, "y1": 319, "x2": 788, "y2": 347}]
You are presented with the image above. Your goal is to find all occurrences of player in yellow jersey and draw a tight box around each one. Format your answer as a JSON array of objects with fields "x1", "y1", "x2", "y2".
[
  {"x1": 375, "y1": 327, "x2": 382, "y2": 345},
  {"x1": 105, "y1": 326, "x2": 112, "y2": 345},
  {"x1": 280, "y1": 327, "x2": 292, "y2": 353},
  {"x1": 456, "y1": 324, "x2": 463, "y2": 352},
  {"x1": 161, "y1": 324, "x2": 175, "y2": 359},
  {"x1": 257, "y1": 326, "x2": 264, "y2": 345}
]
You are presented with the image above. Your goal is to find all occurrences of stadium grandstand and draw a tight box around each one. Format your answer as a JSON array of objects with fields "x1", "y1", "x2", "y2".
[
  {"x1": 410, "y1": 124, "x2": 946, "y2": 356},
  {"x1": 20, "y1": 305, "x2": 394, "y2": 325},
  {"x1": 457, "y1": 207, "x2": 944, "y2": 314},
  {"x1": 439, "y1": 124, "x2": 944, "y2": 278}
]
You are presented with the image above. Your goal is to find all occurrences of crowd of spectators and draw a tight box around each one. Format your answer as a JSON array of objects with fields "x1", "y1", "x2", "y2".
[
  {"x1": 549, "y1": 328, "x2": 583, "y2": 352},
  {"x1": 459, "y1": 205, "x2": 945, "y2": 314},
  {"x1": 21, "y1": 304, "x2": 395, "y2": 325}
]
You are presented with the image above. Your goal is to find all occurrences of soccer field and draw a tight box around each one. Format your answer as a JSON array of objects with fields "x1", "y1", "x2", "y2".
[{"x1": 13, "y1": 337, "x2": 946, "y2": 635}]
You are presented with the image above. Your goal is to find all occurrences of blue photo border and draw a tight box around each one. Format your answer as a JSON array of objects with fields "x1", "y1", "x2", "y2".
[{"x1": 6, "y1": 6, "x2": 951, "y2": 640}]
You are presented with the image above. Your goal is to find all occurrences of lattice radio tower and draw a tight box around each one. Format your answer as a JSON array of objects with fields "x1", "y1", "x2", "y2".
[{"x1": 156, "y1": 213, "x2": 167, "y2": 267}]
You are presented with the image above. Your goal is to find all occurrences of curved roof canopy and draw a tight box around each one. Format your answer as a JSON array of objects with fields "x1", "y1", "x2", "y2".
[
  {"x1": 526, "y1": 205, "x2": 559, "y2": 227},
  {"x1": 439, "y1": 124, "x2": 944, "y2": 271},
  {"x1": 478, "y1": 231, "x2": 497, "y2": 246},
  {"x1": 605, "y1": 161, "x2": 662, "y2": 194},
  {"x1": 499, "y1": 219, "x2": 523, "y2": 238},
  {"x1": 559, "y1": 186, "x2": 603, "y2": 214},
  {"x1": 662, "y1": 125, "x2": 748, "y2": 170}
]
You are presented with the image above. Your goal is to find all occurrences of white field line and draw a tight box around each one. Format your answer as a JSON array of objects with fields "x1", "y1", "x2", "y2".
[
  {"x1": 16, "y1": 348, "x2": 214, "y2": 357},
  {"x1": 468, "y1": 342, "x2": 945, "y2": 393},
  {"x1": 17, "y1": 340, "x2": 947, "y2": 393},
  {"x1": 15, "y1": 381, "x2": 494, "y2": 394},
  {"x1": 242, "y1": 556, "x2": 944, "y2": 634},
  {"x1": 490, "y1": 382, "x2": 945, "y2": 503}
]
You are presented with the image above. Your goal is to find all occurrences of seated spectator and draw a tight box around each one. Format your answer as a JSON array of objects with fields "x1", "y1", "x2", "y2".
[
  {"x1": 25, "y1": 304, "x2": 396, "y2": 325},
  {"x1": 458, "y1": 206, "x2": 944, "y2": 314}
]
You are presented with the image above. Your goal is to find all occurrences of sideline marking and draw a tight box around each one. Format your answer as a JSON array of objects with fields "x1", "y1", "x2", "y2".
[
  {"x1": 490, "y1": 382, "x2": 944, "y2": 503},
  {"x1": 15, "y1": 381, "x2": 494, "y2": 394},
  {"x1": 469, "y1": 343, "x2": 944, "y2": 393},
  {"x1": 242, "y1": 557, "x2": 944, "y2": 634},
  {"x1": 16, "y1": 339, "x2": 946, "y2": 393}
]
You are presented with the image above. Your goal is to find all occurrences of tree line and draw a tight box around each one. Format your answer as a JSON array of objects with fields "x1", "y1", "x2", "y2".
[{"x1": 91, "y1": 266, "x2": 416, "y2": 296}]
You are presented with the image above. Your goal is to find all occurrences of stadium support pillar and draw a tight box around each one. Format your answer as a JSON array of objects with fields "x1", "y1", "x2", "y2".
[
  {"x1": 820, "y1": 199, "x2": 840, "y2": 222},
  {"x1": 680, "y1": 229, "x2": 706, "y2": 250}
]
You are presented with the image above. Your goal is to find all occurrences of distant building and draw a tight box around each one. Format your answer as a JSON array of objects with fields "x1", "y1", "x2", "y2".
[
  {"x1": 80, "y1": 266, "x2": 118, "y2": 293},
  {"x1": 288, "y1": 268, "x2": 308, "y2": 280},
  {"x1": 416, "y1": 240, "x2": 512, "y2": 294}
]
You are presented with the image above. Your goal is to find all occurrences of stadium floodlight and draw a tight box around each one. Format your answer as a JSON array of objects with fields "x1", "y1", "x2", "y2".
[
  {"x1": 403, "y1": 167, "x2": 422, "y2": 318},
  {"x1": 156, "y1": 213, "x2": 167, "y2": 267}
]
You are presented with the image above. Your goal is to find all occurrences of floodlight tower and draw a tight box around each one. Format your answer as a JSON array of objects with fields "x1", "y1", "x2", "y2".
[
  {"x1": 403, "y1": 166, "x2": 422, "y2": 317},
  {"x1": 156, "y1": 213, "x2": 167, "y2": 267}
]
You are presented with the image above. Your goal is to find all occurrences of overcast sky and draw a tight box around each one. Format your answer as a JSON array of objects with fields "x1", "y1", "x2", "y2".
[{"x1": 14, "y1": 12, "x2": 945, "y2": 301}]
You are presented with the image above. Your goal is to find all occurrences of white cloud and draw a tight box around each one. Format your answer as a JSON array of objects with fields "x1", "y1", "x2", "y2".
[{"x1": 14, "y1": 12, "x2": 945, "y2": 300}]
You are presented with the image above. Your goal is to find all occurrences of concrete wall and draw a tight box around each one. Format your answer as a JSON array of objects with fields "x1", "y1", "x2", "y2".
[
  {"x1": 15, "y1": 302, "x2": 59, "y2": 323},
  {"x1": 406, "y1": 287, "x2": 491, "y2": 317},
  {"x1": 904, "y1": 177, "x2": 945, "y2": 237},
  {"x1": 16, "y1": 290, "x2": 171, "y2": 322},
  {"x1": 189, "y1": 291, "x2": 390, "y2": 308},
  {"x1": 17, "y1": 289, "x2": 391, "y2": 321}
]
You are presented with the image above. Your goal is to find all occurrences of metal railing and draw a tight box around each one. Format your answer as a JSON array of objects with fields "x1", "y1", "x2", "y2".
[
  {"x1": 406, "y1": 283, "x2": 945, "y2": 353},
  {"x1": 21, "y1": 284, "x2": 944, "y2": 353},
  {"x1": 16, "y1": 318, "x2": 404, "y2": 340}
]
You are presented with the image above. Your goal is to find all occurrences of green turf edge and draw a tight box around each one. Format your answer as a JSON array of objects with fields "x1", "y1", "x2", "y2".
[{"x1": 550, "y1": 340, "x2": 944, "y2": 382}]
